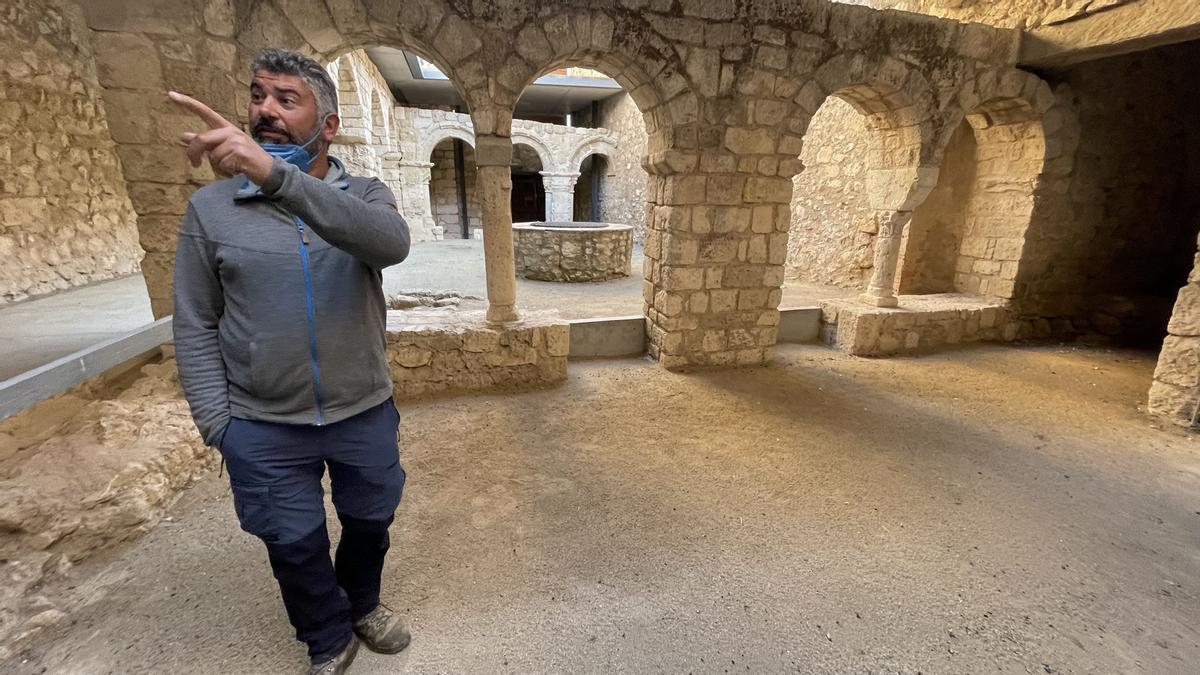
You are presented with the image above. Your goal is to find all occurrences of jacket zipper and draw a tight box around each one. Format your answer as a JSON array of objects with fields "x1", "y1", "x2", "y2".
[{"x1": 293, "y1": 216, "x2": 326, "y2": 425}]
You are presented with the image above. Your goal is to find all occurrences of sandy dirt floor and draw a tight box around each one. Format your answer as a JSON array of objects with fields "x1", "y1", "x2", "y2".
[{"x1": 8, "y1": 343, "x2": 1200, "y2": 674}]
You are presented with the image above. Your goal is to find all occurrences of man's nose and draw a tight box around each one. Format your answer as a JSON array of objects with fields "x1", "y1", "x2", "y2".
[{"x1": 258, "y1": 95, "x2": 282, "y2": 120}]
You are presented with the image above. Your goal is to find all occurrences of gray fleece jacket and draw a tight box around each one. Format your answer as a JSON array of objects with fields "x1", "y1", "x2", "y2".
[{"x1": 173, "y1": 156, "x2": 410, "y2": 448}]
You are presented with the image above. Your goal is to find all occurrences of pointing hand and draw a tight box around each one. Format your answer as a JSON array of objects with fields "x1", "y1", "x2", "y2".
[{"x1": 169, "y1": 91, "x2": 274, "y2": 185}]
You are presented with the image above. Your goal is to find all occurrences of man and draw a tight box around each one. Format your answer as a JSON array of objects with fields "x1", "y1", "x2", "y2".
[{"x1": 171, "y1": 48, "x2": 411, "y2": 674}]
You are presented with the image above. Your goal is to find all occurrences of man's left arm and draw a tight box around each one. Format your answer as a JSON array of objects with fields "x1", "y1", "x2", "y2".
[{"x1": 261, "y1": 158, "x2": 410, "y2": 269}]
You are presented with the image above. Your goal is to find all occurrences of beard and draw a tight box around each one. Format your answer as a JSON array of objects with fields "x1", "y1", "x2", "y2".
[
  {"x1": 251, "y1": 118, "x2": 299, "y2": 145},
  {"x1": 251, "y1": 115, "x2": 329, "y2": 157}
]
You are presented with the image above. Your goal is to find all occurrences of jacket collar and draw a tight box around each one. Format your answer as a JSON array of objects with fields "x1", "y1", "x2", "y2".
[{"x1": 234, "y1": 155, "x2": 350, "y2": 201}]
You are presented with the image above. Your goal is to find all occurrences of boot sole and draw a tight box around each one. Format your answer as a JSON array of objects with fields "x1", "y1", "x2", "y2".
[{"x1": 354, "y1": 631, "x2": 411, "y2": 655}]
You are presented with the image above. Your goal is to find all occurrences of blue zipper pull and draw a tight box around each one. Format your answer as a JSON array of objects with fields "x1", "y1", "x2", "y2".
[{"x1": 297, "y1": 221, "x2": 311, "y2": 244}]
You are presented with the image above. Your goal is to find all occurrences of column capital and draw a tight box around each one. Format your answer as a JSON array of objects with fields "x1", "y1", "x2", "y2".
[{"x1": 540, "y1": 171, "x2": 581, "y2": 192}]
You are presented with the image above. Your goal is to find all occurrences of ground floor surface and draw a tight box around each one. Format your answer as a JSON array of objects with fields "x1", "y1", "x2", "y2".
[{"x1": 9, "y1": 344, "x2": 1198, "y2": 673}]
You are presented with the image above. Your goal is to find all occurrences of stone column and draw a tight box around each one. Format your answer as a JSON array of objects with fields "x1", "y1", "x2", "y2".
[
  {"x1": 540, "y1": 171, "x2": 580, "y2": 222},
  {"x1": 859, "y1": 210, "x2": 912, "y2": 308},
  {"x1": 475, "y1": 135, "x2": 519, "y2": 323}
]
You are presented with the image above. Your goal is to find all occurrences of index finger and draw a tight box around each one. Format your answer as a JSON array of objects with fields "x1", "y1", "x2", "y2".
[{"x1": 168, "y1": 91, "x2": 233, "y2": 130}]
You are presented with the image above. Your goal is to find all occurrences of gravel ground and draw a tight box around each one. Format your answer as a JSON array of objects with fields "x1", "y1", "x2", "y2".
[{"x1": 9, "y1": 343, "x2": 1200, "y2": 674}]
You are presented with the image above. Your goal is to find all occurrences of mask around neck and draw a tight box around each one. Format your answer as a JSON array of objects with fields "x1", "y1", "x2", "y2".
[{"x1": 257, "y1": 115, "x2": 329, "y2": 174}]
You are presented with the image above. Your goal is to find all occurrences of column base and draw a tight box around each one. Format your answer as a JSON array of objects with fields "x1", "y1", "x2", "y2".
[
  {"x1": 858, "y1": 292, "x2": 899, "y2": 308},
  {"x1": 486, "y1": 303, "x2": 519, "y2": 323}
]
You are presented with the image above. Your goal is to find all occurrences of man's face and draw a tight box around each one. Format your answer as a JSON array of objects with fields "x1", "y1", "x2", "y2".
[{"x1": 249, "y1": 70, "x2": 322, "y2": 147}]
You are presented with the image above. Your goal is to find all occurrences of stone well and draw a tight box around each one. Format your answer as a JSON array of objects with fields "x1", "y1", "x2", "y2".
[{"x1": 513, "y1": 221, "x2": 633, "y2": 282}]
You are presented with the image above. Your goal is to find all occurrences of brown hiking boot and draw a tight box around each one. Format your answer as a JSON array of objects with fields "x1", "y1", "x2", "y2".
[
  {"x1": 308, "y1": 635, "x2": 360, "y2": 675},
  {"x1": 353, "y1": 604, "x2": 411, "y2": 654}
]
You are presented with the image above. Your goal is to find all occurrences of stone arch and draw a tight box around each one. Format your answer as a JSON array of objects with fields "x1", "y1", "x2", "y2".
[
  {"x1": 418, "y1": 121, "x2": 476, "y2": 163},
  {"x1": 507, "y1": 9, "x2": 695, "y2": 171},
  {"x1": 510, "y1": 130, "x2": 554, "y2": 173},
  {"x1": 806, "y1": 54, "x2": 940, "y2": 194},
  {"x1": 785, "y1": 55, "x2": 941, "y2": 306},
  {"x1": 897, "y1": 68, "x2": 1064, "y2": 304},
  {"x1": 567, "y1": 136, "x2": 619, "y2": 173}
]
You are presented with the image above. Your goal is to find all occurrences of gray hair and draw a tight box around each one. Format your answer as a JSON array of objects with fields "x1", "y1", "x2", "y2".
[{"x1": 249, "y1": 48, "x2": 338, "y2": 119}]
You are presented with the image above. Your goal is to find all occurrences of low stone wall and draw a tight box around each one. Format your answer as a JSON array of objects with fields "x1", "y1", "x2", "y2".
[
  {"x1": 513, "y1": 222, "x2": 633, "y2": 282},
  {"x1": 820, "y1": 295, "x2": 1015, "y2": 357},
  {"x1": 385, "y1": 309, "x2": 569, "y2": 397}
]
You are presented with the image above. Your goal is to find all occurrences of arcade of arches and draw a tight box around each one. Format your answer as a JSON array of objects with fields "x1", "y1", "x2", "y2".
[
  {"x1": 4, "y1": 0, "x2": 1200, "y2": 666},
  {"x1": 2, "y1": 0, "x2": 1198, "y2": 426}
]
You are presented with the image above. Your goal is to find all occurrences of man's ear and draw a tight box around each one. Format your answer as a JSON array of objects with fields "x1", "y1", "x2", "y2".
[{"x1": 323, "y1": 113, "x2": 340, "y2": 143}]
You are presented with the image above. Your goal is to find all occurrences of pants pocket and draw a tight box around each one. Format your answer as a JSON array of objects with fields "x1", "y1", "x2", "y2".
[
  {"x1": 217, "y1": 418, "x2": 238, "y2": 455},
  {"x1": 231, "y1": 483, "x2": 276, "y2": 543}
]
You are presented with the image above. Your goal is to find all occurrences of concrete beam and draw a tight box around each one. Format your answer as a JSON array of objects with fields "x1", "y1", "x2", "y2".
[
  {"x1": 777, "y1": 307, "x2": 822, "y2": 344},
  {"x1": 0, "y1": 317, "x2": 172, "y2": 422},
  {"x1": 1020, "y1": 0, "x2": 1200, "y2": 68},
  {"x1": 568, "y1": 316, "x2": 646, "y2": 359}
]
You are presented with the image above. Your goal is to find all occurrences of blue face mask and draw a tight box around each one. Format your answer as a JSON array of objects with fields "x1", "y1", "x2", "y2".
[{"x1": 257, "y1": 115, "x2": 330, "y2": 173}]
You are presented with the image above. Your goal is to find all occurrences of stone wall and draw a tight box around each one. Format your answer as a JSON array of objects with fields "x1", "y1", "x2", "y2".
[
  {"x1": 872, "y1": 0, "x2": 1135, "y2": 29},
  {"x1": 896, "y1": 121, "x2": 976, "y2": 293},
  {"x1": 1012, "y1": 41, "x2": 1200, "y2": 340},
  {"x1": 329, "y1": 48, "x2": 394, "y2": 179},
  {"x1": 1149, "y1": 249, "x2": 1200, "y2": 427},
  {"x1": 429, "y1": 139, "x2": 481, "y2": 239},
  {"x1": 0, "y1": 0, "x2": 141, "y2": 305},
  {"x1": 593, "y1": 92, "x2": 649, "y2": 242},
  {"x1": 786, "y1": 96, "x2": 878, "y2": 288},
  {"x1": 898, "y1": 109, "x2": 1046, "y2": 303},
  {"x1": 514, "y1": 223, "x2": 633, "y2": 282},
  {"x1": 385, "y1": 310, "x2": 568, "y2": 397}
]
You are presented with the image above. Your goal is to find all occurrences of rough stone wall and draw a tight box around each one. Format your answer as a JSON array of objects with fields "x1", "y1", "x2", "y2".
[
  {"x1": 872, "y1": 0, "x2": 1135, "y2": 29},
  {"x1": 386, "y1": 310, "x2": 568, "y2": 397},
  {"x1": 1149, "y1": 244, "x2": 1200, "y2": 427},
  {"x1": 514, "y1": 224, "x2": 633, "y2": 282},
  {"x1": 0, "y1": 0, "x2": 141, "y2": 305},
  {"x1": 897, "y1": 121, "x2": 977, "y2": 293},
  {"x1": 593, "y1": 93, "x2": 649, "y2": 240},
  {"x1": 429, "y1": 139, "x2": 481, "y2": 239},
  {"x1": 786, "y1": 96, "x2": 878, "y2": 288},
  {"x1": 949, "y1": 118, "x2": 1045, "y2": 301},
  {"x1": 1012, "y1": 42, "x2": 1200, "y2": 341},
  {"x1": 573, "y1": 155, "x2": 599, "y2": 221}
]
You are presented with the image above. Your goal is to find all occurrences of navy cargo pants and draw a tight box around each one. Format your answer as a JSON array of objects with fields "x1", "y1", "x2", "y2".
[{"x1": 219, "y1": 399, "x2": 405, "y2": 662}]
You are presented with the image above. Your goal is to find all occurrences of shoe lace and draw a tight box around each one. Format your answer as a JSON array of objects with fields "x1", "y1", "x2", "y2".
[{"x1": 360, "y1": 604, "x2": 394, "y2": 634}]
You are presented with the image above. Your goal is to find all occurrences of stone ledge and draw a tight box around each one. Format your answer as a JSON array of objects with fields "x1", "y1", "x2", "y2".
[
  {"x1": 385, "y1": 309, "x2": 569, "y2": 397},
  {"x1": 820, "y1": 294, "x2": 1015, "y2": 357}
]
